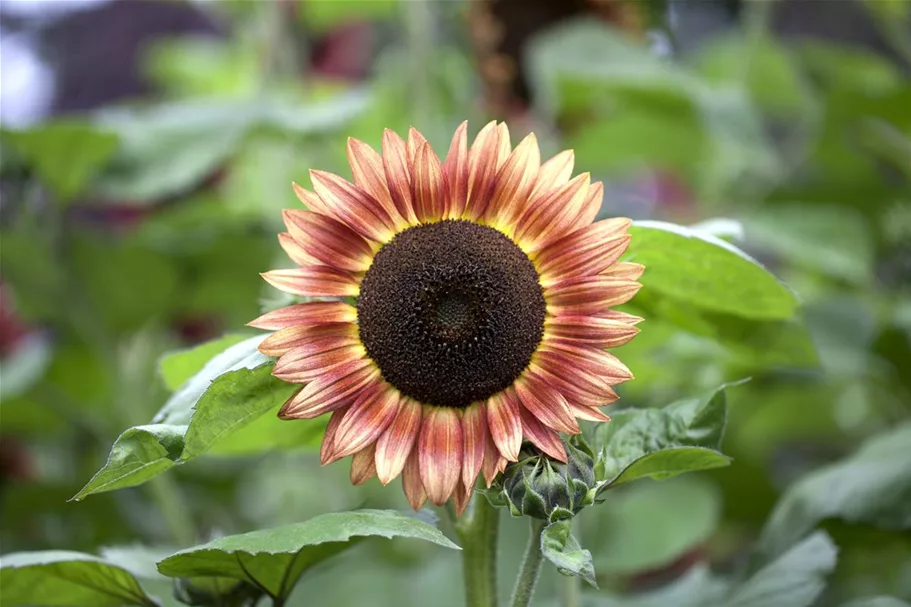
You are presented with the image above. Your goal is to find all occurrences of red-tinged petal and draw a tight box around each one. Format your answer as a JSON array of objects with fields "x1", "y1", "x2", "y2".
[
  {"x1": 482, "y1": 429, "x2": 506, "y2": 487},
  {"x1": 274, "y1": 348, "x2": 369, "y2": 385},
  {"x1": 545, "y1": 315, "x2": 640, "y2": 348},
  {"x1": 544, "y1": 276, "x2": 642, "y2": 316},
  {"x1": 331, "y1": 385, "x2": 401, "y2": 460},
  {"x1": 278, "y1": 365, "x2": 379, "y2": 419},
  {"x1": 452, "y1": 482, "x2": 472, "y2": 516},
  {"x1": 540, "y1": 341, "x2": 634, "y2": 384},
  {"x1": 283, "y1": 209, "x2": 376, "y2": 273},
  {"x1": 412, "y1": 142, "x2": 446, "y2": 223},
  {"x1": 375, "y1": 397, "x2": 422, "y2": 484},
  {"x1": 278, "y1": 232, "x2": 319, "y2": 267},
  {"x1": 402, "y1": 448, "x2": 427, "y2": 510},
  {"x1": 513, "y1": 173, "x2": 590, "y2": 254},
  {"x1": 442, "y1": 121, "x2": 469, "y2": 219},
  {"x1": 347, "y1": 138, "x2": 409, "y2": 230},
  {"x1": 419, "y1": 407, "x2": 463, "y2": 506},
  {"x1": 599, "y1": 310, "x2": 645, "y2": 325},
  {"x1": 602, "y1": 261, "x2": 646, "y2": 281},
  {"x1": 486, "y1": 390, "x2": 522, "y2": 461},
  {"x1": 320, "y1": 406, "x2": 348, "y2": 464},
  {"x1": 567, "y1": 401, "x2": 611, "y2": 422},
  {"x1": 461, "y1": 404, "x2": 487, "y2": 491},
  {"x1": 261, "y1": 267, "x2": 360, "y2": 298},
  {"x1": 515, "y1": 377, "x2": 580, "y2": 434},
  {"x1": 496, "y1": 122, "x2": 511, "y2": 168},
  {"x1": 530, "y1": 150, "x2": 574, "y2": 199},
  {"x1": 464, "y1": 121, "x2": 501, "y2": 221},
  {"x1": 292, "y1": 181, "x2": 323, "y2": 211},
  {"x1": 537, "y1": 234, "x2": 631, "y2": 287},
  {"x1": 259, "y1": 323, "x2": 356, "y2": 357},
  {"x1": 485, "y1": 133, "x2": 541, "y2": 231},
  {"x1": 350, "y1": 443, "x2": 377, "y2": 486},
  {"x1": 572, "y1": 180, "x2": 604, "y2": 232},
  {"x1": 310, "y1": 169, "x2": 397, "y2": 243},
  {"x1": 519, "y1": 407, "x2": 566, "y2": 462},
  {"x1": 382, "y1": 129, "x2": 418, "y2": 224},
  {"x1": 407, "y1": 127, "x2": 430, "y2": 164},
  {"x1": 534, "y1": 219, "x2": 632, "y2": 281},
  {"x1": 529, "y1": 358, "x2": 618, "y2": 407},
  {"x1": 248, "y1": 301, "x2": 357, "y2": 331}
]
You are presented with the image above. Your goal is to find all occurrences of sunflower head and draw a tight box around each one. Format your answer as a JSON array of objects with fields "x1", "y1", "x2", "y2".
[{"x1": 249, "y1": 122, "x2": 643, "y2": 513}]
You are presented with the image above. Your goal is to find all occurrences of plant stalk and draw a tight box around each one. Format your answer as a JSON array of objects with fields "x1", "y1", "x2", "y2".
[
  {"x1": 453, "y1": 495, "x2": 500, "y2": 607},
  {"x1": 510, "y1": 519, "x2": 547, "y2": 607}
]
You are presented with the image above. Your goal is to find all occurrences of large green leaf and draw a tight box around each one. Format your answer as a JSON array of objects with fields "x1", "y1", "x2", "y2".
[
  {"x1": 0, "y1": 551, "x2": 158, "y2": 607},
  {"x1": 727, "y1": 532, "x2": 837, "y2": 607},
  {"x1": 74, "y1": 336, "x2": 313, "y2": 500},
  {"x1": 158, "y1": 334, "x2": 253, "y2": 392},
  {"x1": 156, "y1": 510, "x2": 460, "y2": 601},
  {"x1": 540, "y1": 520, "x2": 597, "y2": 588},
  {"x1": 756, "y1": 423, "x2": 911, "y2": 561},
  {"x1": 627, "y1": 221, "x2": 798, "y2": 320},
  {"x1": 1, "y1": 121, "x2": 119, "y2": 202},
  {"x1": 593, "y1": 382, "x2": 742, "y2": 489},
  {"x1": 583, "y1": 477, "x2": 721, "y2": 575}
]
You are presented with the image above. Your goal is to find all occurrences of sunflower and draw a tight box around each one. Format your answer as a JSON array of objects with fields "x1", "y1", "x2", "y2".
[{"x1": 249, "y1": 122, "x2": 643, "y2": 513}]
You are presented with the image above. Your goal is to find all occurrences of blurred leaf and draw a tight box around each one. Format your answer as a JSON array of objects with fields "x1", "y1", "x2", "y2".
[
  {"x1": 588, "y1": 565, "x2": 729, "y2": 607},
  {"x1": 584, "y1": 477, "x2": 721, "y2": 575},
  {"x1": 756, "y1": 423, "x2": 911, "y2": 561},
  {"x1": 156, "y1": 510, "x2": 459, "y2": 600},
  {"x1": 594, "y1": 381, "x2": 742, "y2": 489},
  {"x1": 1, "y1": 121, "x2": 118, "y2": 202},
  {"x1": 158, "y1": 333, "x2": 252, "y2": 391},
  {"x1": 540, "y1": 520, "x2": 597, "y2": 588},
  {"x1": 98, "y1": 546, "x2": 176, "y2": 580},
  {"x1": 143, "y1": 36, "x2": 260, "y2": 98},
  {"x1": 841, "y1": 598, "x2": 911, "y2": 607},
  {"x1": 0, "y1": 334, "x2": 52, "y2": 402},
  {"x1": 0, "y1": 551, "x2": 158, "y2": 607},
  {"x1": 627, "y1": 221, "x2": 798, "y2": 320},
  {"x1": 300, "y1": 0, "x2": 399, "y2": 32},
  {"x1": 746, "y1": 204, "x2": 875, "y2": 284},
  {"x1": 728, "y1": 532, "x2": 837, "y2": 607}
]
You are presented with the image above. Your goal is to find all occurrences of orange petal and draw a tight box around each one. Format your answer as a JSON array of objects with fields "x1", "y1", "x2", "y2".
[
  {"x1": 273, "y1": 344, "x2": 366, "y2": 382},
  {"x1": 545, "y1": 315, "x2": 640, "y2": 348},
  {"x1": 573, "y1": 181, "x2": 604, "y2": 232},
  {"x1": 382, "y1": 129, "x2": 418, "y2": 224},
  {"x1": 602, "y1": 261, "x2": 646, "y2": 281},
  {"x1": 330, "y1": 385, "x2": 401, "y2": 460},
  {"x1": 320, "y1": 406, "x2": 349, "y2": 465},
  {"x1": 407, "y1": 127, "x2": 430, "y2": 165},
  {"x1": 248, "y1": 301, "x2": 357, "y2": 331},
  {"x1": 464, "y1": 121, "x2": 501, "y2": 221},
  {"x1": 452, "y1": 482, "x2": 473, "y2": 516},
  {"x1": 259, "y1": 323, "x2": 357, "y2": 357},
  {"x1": 412, "y1": 142, "x2": 445, "y2": 223},
  {"x1": 567, "y1": 401, "x2": 612, "y2": 422},
  {"x1": 375, "y1": 397, "x2": 422, "y2": 484},
  {"x1": 261, "y1": 266, "x2": 360, "y2": 298},
  {"x1": 350, "y1": 443, "x2": 377, "y2": 485},
  {"x1": 283, "y1": 209, "x2": 376, "y2": 273},
  {"x1": 278, "y1": 232, "x2": 320, "y2": 267},
  {"x1": 442, "y1": 121, "x2": 469, "y2": 219},
  {"x1": 530, "y1": 150, "x2": 574, "y2": 199},
  {"x1": 515, "y1": 377, "x2": 581, "y2": 434},
  {"x1": 496, "y1": 123, "x2": 512, "y2": 167},
  {"x1": 486, "y1": 390, "x2": 522, "y2": 461},
  {"x1": 418, "y1": 407, "x2": 463, "y2": 506},
  {"x1": 544, "y1": 276, "x2": 642, "y2": 316},
  {"x1": 513, "y1": 173, "x2": 590, "y2": 253},
  {"x1": 519, "y1": 407, "x2": 566, "y2": 462},
  {"x1": 482, "y1": 429, "x2": 506, "y2": 487},
  {"x1": 534, "y1": 218, "x2": 631, "y2": 278},
  {"x1": 461, "y1": 403, "x2": 487, "y2": 491},
  {"x1": 278, "y1": 364, "x2": 379, "y2": 419},
  {"x1": 310, "y1": 170, "x2": 397, "y2": 243},
  {"x1": 599, "y1": 310, "x2": 645, "y2": 325},
  {"x1": 540, "y1": 341, "x2": 634, "y2": 384},
  {"x1": 529, "y1": 358, "x2": 618, "y2": 408},
  {"x1": 402, "y1": 447, "x2": 427, "y2": 510},
  {"x1": 347, "y1": 137, "x2": 409, "y2": 230},
  {"x1": 536, "y1": 233, "x2": 631, "y2": 286},
  {"x1": 485, "y1": 133, "x2": 541, "y2": 231}
]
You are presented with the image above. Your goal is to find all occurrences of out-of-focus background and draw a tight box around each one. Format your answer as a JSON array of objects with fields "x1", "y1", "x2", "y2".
[{"x1": 0, "y1": 1, "x2": 909, "y2": 606}]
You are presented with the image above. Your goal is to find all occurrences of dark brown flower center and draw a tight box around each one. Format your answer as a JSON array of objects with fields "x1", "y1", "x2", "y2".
[{"x1": 357, "y1": 220, "x2": 546, "y2": 408}]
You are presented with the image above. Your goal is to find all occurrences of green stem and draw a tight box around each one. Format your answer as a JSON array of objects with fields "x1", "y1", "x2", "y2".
[
  {"x1": 510, "y1": 519, "x2": 547, "y2": 607},
  {"x1": 147, "y1": 475, "x2": 196, "y2": 546},
  {"x1": 452, "y1": 495, "x2": 500, "y2": 607},
  {"x1": 561, "y1": 571, "x2": 580, "y2": 607}
]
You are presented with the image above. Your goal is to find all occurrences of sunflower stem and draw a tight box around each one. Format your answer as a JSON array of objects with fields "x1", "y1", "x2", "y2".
[
  {"x1": 510, "y1": 519, "x2": 546, "y2": 607},
  {"x1": 453, "y1": 494, "x2": 500, "y2": 607}
]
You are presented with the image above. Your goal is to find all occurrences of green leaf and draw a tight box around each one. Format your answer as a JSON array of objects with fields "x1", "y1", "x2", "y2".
[
  {"x1": 74, "y1": 336, "x2": 313, "y2": 500},
  {"x1": 0, "y1": 550, "x2": 158, "y2": 607},
  {"x1": 158, "y1": 334, "x2": 252, "y2": 392},
  {"x1": 840, "y1": 598, "x2": 911, "y2": 607},
  {"x1": 540, "y1": 520, "x2": 597, "y2": 588},
  {"x1": 756, "y1": 423, "x2": 911, "y2": 562},
  {"x1": 593, "y1": 381, "x2": 742, "y2": 489},
  {"x1": 727, "y1": 532, "x2": 837, "y2": 607},
  {"x1": 1, "y1": 121, "x2": 119, "y2": 202},
  {"x1": 627, "y1": 221, "x2": 798, "y2": 320},
  {"x1": 587, "y1": 565, "x2": 729, "y2": 607},
  {"x1": 156, "y1": 510, "x2": 460, "y2": 601},
  {"x1": 584, "y1": 477, "x2": 721, "y2": 575}
]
